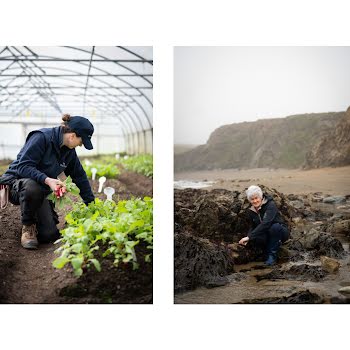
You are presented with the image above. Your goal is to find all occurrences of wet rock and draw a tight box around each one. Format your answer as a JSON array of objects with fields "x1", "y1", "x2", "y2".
[
  {"x1": 329, "y1": 219, "x2": 350, "y2": 235},
  {"x1": 192, "y1": 189, "x2": 246, "y2": 241},
  {"x1": 240, "y1": 290, "x2": 324, "y2": 304},
  {"x1": 289, "y1": 200, "x2": 305, "y2": 210},
  {"x1": 320, "y1": 256, "x2": 340, "y2": 273},
  {"x1": 310, "y1": 194, "x2": 324, "y2": 202},
  {"x1": 292, "y1": 217, "x2": 303, "y2": 225},
  {"x1": 174, "y1": 232, "x2": 234, "y2": 293},
  {"x1": 328, "y1": 213, "x2": 350, "y2": 223},
  {"x1": 287, "y1": 194, "x2": 300, "y2": 201},
  {"x1": 292, "y1": 217, "x2": 308, "y2": 231},
  {"x1": 175, "y1": 188, "x2": 248, "y2": 242},
  {"x1": 330, "y1": 296, "x2": 350, "y2": 303},
  {"x1": 269, "y1": 235, "x2": 305, "y2": 262},
  {"x1": 206, "y1": 276, "x2": 230, "y2": 288},
  {"x1": 299, "y1": 228, "x2": 345, "y2": 258},
  {"x1": 174, "y1": 185, "x2": 346, "y2": 294},
  {"x1": 226, "y1": 272, "x2": 248, "y2": 282},
  {"x1": 227, "y1": 242, "x2": 264, "y2": 265},
  {"x1": 301, "y1": 228, "x2": 322, "y2": 249},
  {"x1": 175, "y1": 186, "x2": 295, "y2": 243},
  {"x1": 322, "y1": 196, "x2": 346, "y2": 204},
  {"x1": 277, "y1": 246, "x2": 290, "y2": 259},
  {"x1": 336, "y1": 205, "x2": 350, "y2": 211},
  {"x1": 256, "y1": 264, "x2": 327, "y2": 282},
  {"x1": 338, "y1": 286, "x2": 350, "y2": 295}
]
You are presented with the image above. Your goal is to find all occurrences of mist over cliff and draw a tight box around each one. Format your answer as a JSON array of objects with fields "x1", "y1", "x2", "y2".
[
  {"x1": 303, "y1": 107, "x2": 350, "y2": 168},
  {"x1": 174, "y1": 111, "x2": 347, "y2": 172}
]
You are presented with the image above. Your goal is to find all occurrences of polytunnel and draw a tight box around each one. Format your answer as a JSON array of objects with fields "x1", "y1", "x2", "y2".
[{"x1": 0, "y1": 46, "x2": 153, "y2": 159}]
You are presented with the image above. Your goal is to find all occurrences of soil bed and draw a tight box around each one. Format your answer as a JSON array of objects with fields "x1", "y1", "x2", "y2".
[{"x1": 0, "y1": 172, "x2": 153, "y2": 304}]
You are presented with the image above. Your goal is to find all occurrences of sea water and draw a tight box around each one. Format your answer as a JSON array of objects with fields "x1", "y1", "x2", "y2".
[{"x1": 174, "y1": 180, "x2": 216, "y2": 189}]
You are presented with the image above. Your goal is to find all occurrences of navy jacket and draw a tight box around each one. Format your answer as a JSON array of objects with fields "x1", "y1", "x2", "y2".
[
  {"x1": 247, "y1": 195, "x2": 286, "y2": 241},
  {"x1": 2, "y1": 126, "x2": 94, "y2": 205}
]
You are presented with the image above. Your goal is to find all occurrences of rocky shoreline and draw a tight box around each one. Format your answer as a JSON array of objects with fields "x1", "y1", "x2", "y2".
[{"x1": 174, "y1": 186, "x2": 350, "y2": 303}]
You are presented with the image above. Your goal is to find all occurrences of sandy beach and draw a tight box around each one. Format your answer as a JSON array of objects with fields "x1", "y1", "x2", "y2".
[{"x1": 174, "y1": 166, "x2": 350, "y2": 196}]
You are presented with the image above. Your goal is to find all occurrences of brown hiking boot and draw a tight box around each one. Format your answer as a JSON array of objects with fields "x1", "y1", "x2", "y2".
[{"x1": 21, "y1": 224, "x2": 38, "y2": 249}]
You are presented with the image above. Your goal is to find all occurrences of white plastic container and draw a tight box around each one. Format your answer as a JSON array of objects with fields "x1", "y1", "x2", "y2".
[
  {"x1": 91, "y1": 167, "x2": 97, "y2": 181},
  {"x1": 103, "y1": 186, "x2": 115, "y2": 201},
  {"x1": 98, "y1": 176, "x2": 106, "y2": 193}
]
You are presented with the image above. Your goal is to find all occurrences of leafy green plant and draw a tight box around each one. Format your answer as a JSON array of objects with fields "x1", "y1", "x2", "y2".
[
  {"x1": 47, "y1": 176, "x2": 80, "y2": 209},
  {"x1": 82, "y1": 154, "x2": 153, "y2": 178},
  {"x1": 53, "y1": 197, "x2": 153, "y2": 276},
  {"x1": 119, "y1": 154, "x2": 153, "y2": 177},
  {"x1": 83, "y1": 162, "x2": 120, "y2": 179}
]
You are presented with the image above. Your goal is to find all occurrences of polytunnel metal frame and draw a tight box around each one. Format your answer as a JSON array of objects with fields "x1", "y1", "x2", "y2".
[{"x1": 0, "y1": 46, "x2": 153, "y2": 155}]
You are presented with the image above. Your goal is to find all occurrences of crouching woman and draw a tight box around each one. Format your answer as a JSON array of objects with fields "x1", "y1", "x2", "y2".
[{"x1": 239, "y1": 185, "x2": 289, "y2": 266}]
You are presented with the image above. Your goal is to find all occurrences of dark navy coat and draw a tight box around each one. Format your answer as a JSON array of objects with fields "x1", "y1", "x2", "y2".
[
  {"x1": 247, "y1": 195, "x2": 287, "y2": 241},
  {"x1": 2, "y1": 126, "x2": 94, "y2": 205}
]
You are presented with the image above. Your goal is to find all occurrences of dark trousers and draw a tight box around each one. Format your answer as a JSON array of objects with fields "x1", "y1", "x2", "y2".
[
  {"x1": 254, "y1": 223, "x2": 289, "y2": 256},
  {"x1": 9, "y1": 178, "x2": 60, "y2": 243}
]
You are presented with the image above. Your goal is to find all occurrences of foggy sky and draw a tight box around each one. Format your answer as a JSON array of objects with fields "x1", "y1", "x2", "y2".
[{"x1": 174, "y1": 46, "x2": 350, "y2": 145}]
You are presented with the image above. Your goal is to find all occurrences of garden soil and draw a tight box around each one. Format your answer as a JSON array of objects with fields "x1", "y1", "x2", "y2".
[{"x1": 0, "y1": 172, "x2": 153, "y2": 304}]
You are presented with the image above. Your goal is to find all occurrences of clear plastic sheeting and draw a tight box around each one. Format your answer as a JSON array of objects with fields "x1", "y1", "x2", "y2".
[{"x1": 0, "y1": 46, "x2": 153, "y2": 157}]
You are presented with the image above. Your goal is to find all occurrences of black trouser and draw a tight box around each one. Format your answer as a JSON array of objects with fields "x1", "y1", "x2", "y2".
[
  {"x1": 252, "y1": 223, "x2": 289, "y2": 256},
  {"x1": 9, "y1": 178, "x2": 60, "y2": 243}
]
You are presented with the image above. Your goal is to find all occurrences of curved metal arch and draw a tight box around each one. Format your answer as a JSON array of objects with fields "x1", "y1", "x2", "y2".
[
  {"x1": 5, "y1": 46, "x2": 62, "y2": 114},
  {"x1": 62, "y1": 46, "x2": 153, "y2": 128},
  {"x1": 64, "y1": 46, "x2": 153, "y2": 89},
  {"x1": 0, "y1": 46, "x2": 153, "y2": 155},
  {"x1": 117, "y1": 46, "x2": 153, "y2": 66},
  {"x1": 86, "y1": 100, "x2": 134, "y2": 136},
  {"x1": 0, "y1": 47, "x2": 153, "y2": 132},
  {"x1": 32, "y1": 52, "x2": 153, "y2": 130},
  {"x1": 87, "y1": 104, "x2": 132, "y2": 152},
  {"x1": 0, "y1": 65, "x2": 153, "y2": 78},
  {"x1": 84, "y1": 88, "x2": 145, "y2": 135}
]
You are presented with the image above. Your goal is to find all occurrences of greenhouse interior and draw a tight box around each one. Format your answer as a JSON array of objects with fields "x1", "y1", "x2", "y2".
[
  {"x1": 0, "y1": 46, "x2": 153, "y2": 159},
  {"x1": 0, "y1": 46, "x2": 153, "y2": 304}
]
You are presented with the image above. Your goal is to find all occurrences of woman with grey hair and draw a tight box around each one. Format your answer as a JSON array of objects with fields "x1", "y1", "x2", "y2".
[{"x1": 239, "y1": 185, "x2": 289, "y2": 266}]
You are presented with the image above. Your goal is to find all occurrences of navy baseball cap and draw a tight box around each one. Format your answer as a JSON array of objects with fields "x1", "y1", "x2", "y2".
[{"x1": 68, "y1": 116, "x2": 94, "y2": 150}]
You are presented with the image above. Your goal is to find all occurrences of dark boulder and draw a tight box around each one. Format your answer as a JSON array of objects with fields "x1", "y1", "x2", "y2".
[
  {"x1": 256, "y1": 264, "x2": 327, "y2": 282},
  {"x1": 241, "y1": 290, "x2": 325, "y2": 304},
  {"x1": 174, "y1": 232, "x2": 234, "y2": 293},
  {"x1": 227, "y1": 242, "x2": 265, "y2": 265},
  {"x1": 298, "y1": 228, "x2": 345, "y2": 258},
  {"x1": 174, "y1": 185, "x2": 296, "y2": 243}
]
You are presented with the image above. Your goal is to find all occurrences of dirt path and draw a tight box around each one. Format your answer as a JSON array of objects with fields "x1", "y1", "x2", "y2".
[
  {"x1": 0, "y1": 173, "x2": 153, "y2": 304},
  {"x1": 175, "y1": 166, "x2": 350, "y2": 196},
  {"x1": 0, "y1": 205, "x2": 75, "y2": 303}
]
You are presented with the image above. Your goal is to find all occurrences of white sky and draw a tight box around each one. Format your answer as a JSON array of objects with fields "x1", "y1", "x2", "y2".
[{"x1": 174, "y1": 46, "x2": 350, "y2": 145}]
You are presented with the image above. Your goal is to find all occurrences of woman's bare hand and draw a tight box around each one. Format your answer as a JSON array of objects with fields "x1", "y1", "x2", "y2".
[
  {"x1": 239, "y1": 236, "x2": 249, "y2": 246},
  {"x1": 44, "y1": 177, "x2": 65, "y2": 193}
]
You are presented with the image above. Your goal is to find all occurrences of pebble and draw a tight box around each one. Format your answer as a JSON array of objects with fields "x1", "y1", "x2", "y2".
[
  {"x1": 336, "y1": 205, "x2": 350, "y2": 210},
  {"x1": 338, "y1": 286, "x2": 350, "y2": 295},
  {"x1": 320, "y1": 256, "x2": 340, "y2": 273}
]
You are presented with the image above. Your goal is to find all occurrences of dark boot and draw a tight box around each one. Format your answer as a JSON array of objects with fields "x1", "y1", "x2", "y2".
[
  {"x1": 21, "y1": 224, "x2": 38, "y2": 249},
  {"x1": 265, "y1": 239, "x2": 281, "y2": 266}
]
